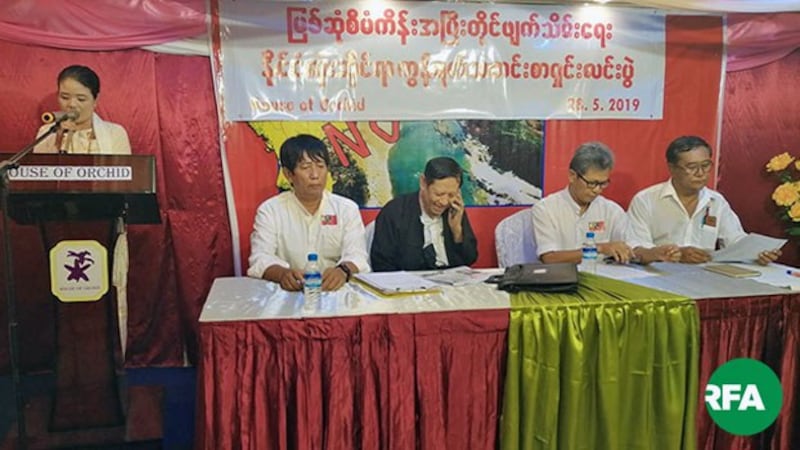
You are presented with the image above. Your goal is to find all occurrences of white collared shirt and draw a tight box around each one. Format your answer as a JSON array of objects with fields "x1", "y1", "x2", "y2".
[
  {"x1": 420, "y1": 211, "x2": 449, "y2": 267},
  {"x1": 532, "y1": 187, "x2": 628, "y2": 257},
  {"x1": 626, "y1": 180, "x2": 746, "y2": 250},
  {"x1": 247, "y1": 190, "x2": 370, "y2": 278}
]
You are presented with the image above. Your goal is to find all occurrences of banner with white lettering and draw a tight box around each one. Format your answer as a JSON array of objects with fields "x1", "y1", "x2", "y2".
[{"x1": 214, "y1": 0, "x2": 665, "y2": 121}]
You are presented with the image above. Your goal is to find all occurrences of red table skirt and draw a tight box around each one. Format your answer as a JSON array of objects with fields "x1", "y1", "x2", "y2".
[
  {"x1": 197, "y1": 295, "x2": 800, "y2": 450},
  {"x1": 197, "y1": 310, "x2": 509, "y2": 450},
  {"x1": 695, "y1": 294, "x2": 800, "y2": 450}
]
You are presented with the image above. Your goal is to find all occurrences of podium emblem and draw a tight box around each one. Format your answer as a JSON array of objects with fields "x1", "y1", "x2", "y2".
[{"x1": 49, "y1": 240, "x2": 109, "y2": 302}]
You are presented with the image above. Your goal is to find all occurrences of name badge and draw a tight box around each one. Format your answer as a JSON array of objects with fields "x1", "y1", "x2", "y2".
[
  {"x1": 702, "y1": 200, "x2": 717, "y2": 227},
  {"x1": 588, "y1": 221, "x2": 606, "y2": 232}
]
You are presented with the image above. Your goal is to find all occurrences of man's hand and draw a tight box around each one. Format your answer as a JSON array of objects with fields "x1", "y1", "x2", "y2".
[
  {"x1": 321, "y1": 266, "x2": 348, "y2": 291},
  {"x1": 597, "y1": 241, "x2": 635, "y2": 264},
  {"x1": 635, "y1": 245, "x2": 681, "y2": 264},
  {"x1": 679, "y1": 246, "x2": 712, "y2": 264},
  {"x1": 756, "y1": 249, "x2": 781, "y2": 266},
  {"x1": 278, "y1": 268, "x2": 306, "y2": 292},
  {"x1": 447, "y1": 192, "x2": 465, "y2": 243}
]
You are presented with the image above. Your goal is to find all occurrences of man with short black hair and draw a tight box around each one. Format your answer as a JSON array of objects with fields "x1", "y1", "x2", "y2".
[
  {"x1": 247, "y1": 134, "x2": 370, "y2": 291},
  {"x1": 370, "y1": 156, "x2": 478, "y2": 271},
  {"x1": 627, "y1": 135, "x2": 780, "y2": 265}
]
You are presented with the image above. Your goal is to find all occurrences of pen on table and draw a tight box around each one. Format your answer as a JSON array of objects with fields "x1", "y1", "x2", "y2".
[{"x1": 786, "y1": 270, "x2": 800, "y2": 278}]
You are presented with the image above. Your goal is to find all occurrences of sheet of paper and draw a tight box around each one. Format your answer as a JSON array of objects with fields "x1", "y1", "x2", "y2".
[
  {"x1": 748, "y1": 263, "x2": 800, "y2": 291},
  {"x1": 353, "y1": 271, "x2": 440, "y2": 294},
  {"x1": 595, "y1": 262, "x2": 658, "y2": 280},
  {"x1": 418, "y1": 266, "x2": 493, "y2": 286},
  {"x1": 712, "y1": 233, "x2": 787, "y2": 262}
]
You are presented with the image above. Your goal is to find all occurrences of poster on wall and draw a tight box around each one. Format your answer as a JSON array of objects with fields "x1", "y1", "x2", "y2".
[
  {"x1": 214, "y1": 0, "x2": 666, "y2": 121},
  {"x1": 248, "y1": 120, "x2": 543, "y2": 207}
]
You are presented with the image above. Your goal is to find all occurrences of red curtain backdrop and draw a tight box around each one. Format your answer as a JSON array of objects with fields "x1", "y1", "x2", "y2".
[
  {"x1": 0, "y1": 40, "x2": 233, "y2": 371},
  {"x1": 9, "y1": 11, "x2": 798, "y2": 372},
  {"x1": 727, "y1": 13, "x2": 800, "y2": 72},
  {"x1": 222, "y1": 15, "x2": 724, "y2": 270},
  {"x1": 718, "y1": 49, "x2": 800, "y2": 267}
]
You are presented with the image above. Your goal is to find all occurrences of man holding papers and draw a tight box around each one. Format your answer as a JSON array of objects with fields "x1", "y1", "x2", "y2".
[
  {"x1": 627, "y1": 135, "x2": 781, "y2": 265},
  {"x1": 370, "y1": 156, "x2": 478, "y2": 271}
]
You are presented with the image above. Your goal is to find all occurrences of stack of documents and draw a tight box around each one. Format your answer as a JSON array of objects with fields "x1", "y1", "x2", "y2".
[
  {"x1": 418, "y1": 266, "x2": 494, "y2": 286},
  {"x1": 353, "y1": 271, "x2": 440, "y2": 295},
  {"x1": 703, "y1": 264, "x2": 761, "y2": 278}
]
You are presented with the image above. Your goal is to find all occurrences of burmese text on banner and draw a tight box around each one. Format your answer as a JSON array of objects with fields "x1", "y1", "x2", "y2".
[{"x1": 215, "y1": 1, "x2": 666, "y2": 121}]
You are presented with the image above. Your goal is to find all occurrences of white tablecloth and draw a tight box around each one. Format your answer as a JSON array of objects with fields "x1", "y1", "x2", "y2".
[
  {"x1": 596, "y1": 261, "x2": 793, "y2": 299},
  {"x1": 199, "y1": 270, "x2": 510, "y2": 322}
]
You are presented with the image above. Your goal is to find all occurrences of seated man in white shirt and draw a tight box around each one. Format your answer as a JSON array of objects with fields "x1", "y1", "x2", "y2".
[
  {"x1": 247, "y1": 134, "x2": 370, "y2": 291},
  {"x1": 627, "y1": 135, "x2": 780, "y2": 265},
  {"x1": 533, "y1": 142, "x2": 634, "y2": 263}
]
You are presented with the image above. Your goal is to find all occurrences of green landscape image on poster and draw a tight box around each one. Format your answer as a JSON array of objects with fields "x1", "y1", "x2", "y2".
[{"x1": 249, "y1": 120, "x2": 544, "y2": 207}]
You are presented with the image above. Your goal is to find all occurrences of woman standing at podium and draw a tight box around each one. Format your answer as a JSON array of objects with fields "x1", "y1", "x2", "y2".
[
  {"x1": 34, "y1": 64, "x2": 130, "y2": 154},
  {"x1": 32, "y1": 64, "x2": 133, "y2": 365}
]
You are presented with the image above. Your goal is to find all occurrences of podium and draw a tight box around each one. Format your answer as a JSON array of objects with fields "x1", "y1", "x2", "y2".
[
  {"x1": 4, "y1": 153, "x2": 159, "y2": 225},
  {"x1": 1, "y1": 153, "x2": 162, "y2": 447}
]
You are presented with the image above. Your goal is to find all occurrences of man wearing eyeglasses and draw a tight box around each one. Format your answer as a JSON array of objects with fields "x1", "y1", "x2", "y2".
[
  {"x1": 627, "y1": 135, "x2": 780, "y2": 265},
  {"x1": 532, "y1": 141, "x2": 635, "y2": 263}
]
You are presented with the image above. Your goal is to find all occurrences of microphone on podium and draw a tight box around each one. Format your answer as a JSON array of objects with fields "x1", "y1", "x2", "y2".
[{"x1": 41, "y1": 111, "x2": 78, "y2": 125}]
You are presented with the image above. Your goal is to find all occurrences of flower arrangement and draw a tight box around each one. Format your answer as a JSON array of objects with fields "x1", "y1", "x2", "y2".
[{"x1": 766, "y1": 152, "x2": 800, "y2": 235}]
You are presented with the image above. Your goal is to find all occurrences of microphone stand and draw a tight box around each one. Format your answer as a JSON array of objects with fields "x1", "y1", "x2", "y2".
[{"x1": 1, "y1": 121, "x2": 63, "y2": 450}]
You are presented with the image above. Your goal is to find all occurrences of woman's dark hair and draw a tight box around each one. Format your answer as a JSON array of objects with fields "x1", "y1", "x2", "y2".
[
  {"x1": 279, "y1": 134, "x2": 330, "y2": 172},
  {"x1": 58, "y1": 65, "x2": 100, "y2": 98}
]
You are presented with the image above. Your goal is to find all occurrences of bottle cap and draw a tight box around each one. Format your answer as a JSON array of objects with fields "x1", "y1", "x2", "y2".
[
  {"x1": 307, "y1": 253, "x2": 318, "y2": 261},
  {"x1": 586, "y1": 231, "x2": 595, "y2": 238}
]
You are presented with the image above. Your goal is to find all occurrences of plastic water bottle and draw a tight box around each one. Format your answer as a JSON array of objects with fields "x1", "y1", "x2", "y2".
[
  {"x1": 581, "y1": 231, "x2": 598, "y2": 274},
  {"x1": 303, "y1": 253, "x2": 322, "y2": 312}
]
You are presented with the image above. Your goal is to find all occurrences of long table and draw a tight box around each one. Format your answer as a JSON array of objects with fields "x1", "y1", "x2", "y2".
[{"x1": 196, "y1": 264, "x2": 799, "y2": 450}]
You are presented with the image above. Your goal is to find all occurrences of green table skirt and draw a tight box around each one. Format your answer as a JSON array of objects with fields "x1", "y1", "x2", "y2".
[{"x1": 501, "y1": 273, "x2": 699, "y2": 450}]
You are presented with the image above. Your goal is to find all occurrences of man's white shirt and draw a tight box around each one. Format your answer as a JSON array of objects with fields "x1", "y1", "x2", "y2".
[
  {"x1": 532, "y1": 187, "x2": 628, "y2": 257},
  {"x1": 420, "y1": 211, "x2": 449, "y2": 267},
  {"x1": 626, "y1": 180, "x2": 746, "y2": 250},
  {"x1": 247, "y1": 191, "x2": 370, "y2": 278}
]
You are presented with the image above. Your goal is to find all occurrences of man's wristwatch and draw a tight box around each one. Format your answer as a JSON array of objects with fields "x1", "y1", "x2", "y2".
[{"x1": 337, "y1": 263, "x2": 352, "y2": 282}]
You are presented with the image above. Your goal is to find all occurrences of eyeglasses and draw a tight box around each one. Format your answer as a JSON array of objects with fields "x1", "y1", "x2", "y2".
[
  {"x1": 576, "y1": 172, "x2": 611, "y2": 190},
  {"x1": 673, "y1": 160, "x2": 713, "y2": 174}
]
